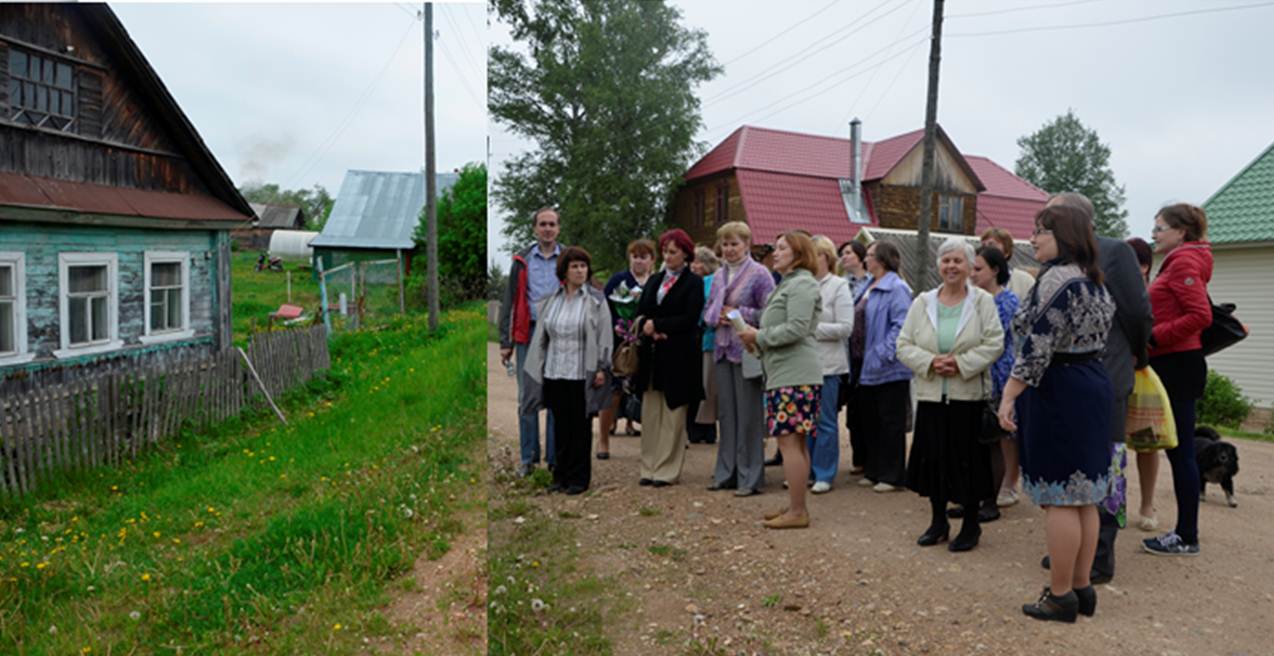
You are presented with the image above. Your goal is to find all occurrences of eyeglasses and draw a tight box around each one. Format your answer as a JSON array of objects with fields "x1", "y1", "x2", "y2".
[
  {"x1": 1032, "y1": 227, "x2": 1053, "y2": 236},
  {"x1": 1151, "y1": 224, "x2": 1171, "y2": 234}
]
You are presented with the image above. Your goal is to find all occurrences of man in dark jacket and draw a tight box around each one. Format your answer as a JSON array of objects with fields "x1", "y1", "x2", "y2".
[
  {"x1": 1042, "y1": 192, "x2": 1153, "y2": 583},
  {"x1": 499, "y1": 207, "x2": 564, "y2": 477}
]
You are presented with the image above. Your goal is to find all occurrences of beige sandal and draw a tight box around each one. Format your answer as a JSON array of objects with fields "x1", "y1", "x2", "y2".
[
  {"x1": 764, "y1": 506, "x2": 788, "y2": 521},
  {"x1": 763, "y1": 512, "x2": 810, "y2": 529}
]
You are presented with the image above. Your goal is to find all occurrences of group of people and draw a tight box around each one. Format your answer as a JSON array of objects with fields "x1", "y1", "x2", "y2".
[{"x1": 498, "y1": 194, "x2": 1215, "y2": 623}]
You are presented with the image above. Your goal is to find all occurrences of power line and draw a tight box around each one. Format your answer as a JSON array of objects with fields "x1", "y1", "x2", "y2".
[
  {"x1": 946, "y1": 0, "x2": 1104, "y2": 20},
  {"x1": 862, "y1": 38, "x2": 922, "y2": 125},
  {"x1": 704, "y1": 0, "x2": 916, "y2": 106},
  {"x1": 437, "y1": 35, "x2": 485, "y2": 107},
  {"x1": 705, "y1": 35, "x2": 927, "y2": 140},
  {"x1": 285, "y1": 19, "x2": 418, "y2": 189},
  {"x1": 717, "y1": 0, "x2": 842, "y2": 67},
  {"x1": 439, "y1": 4, "x2": 483, "y2": 77},
  {"x1": 948, "y1": 1, "x2": 1274, "y2": 37},
  {"x1": 844, "y1": 0, "x2": 925, "y2": 125}
]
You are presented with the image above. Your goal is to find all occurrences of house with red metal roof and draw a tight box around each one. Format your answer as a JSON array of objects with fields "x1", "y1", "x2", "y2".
[
  {"x1": 672, "y1": 123, "x2": 1047, "y2": 248},
  {"x1": 0, "y1": 4, "x2": 253, "y2": 372}
]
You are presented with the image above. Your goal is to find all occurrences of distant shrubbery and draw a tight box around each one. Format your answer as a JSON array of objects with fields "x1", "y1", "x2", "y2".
[{"x1": 1198, "y1": 370, "x2": 1252, "y2": 428}]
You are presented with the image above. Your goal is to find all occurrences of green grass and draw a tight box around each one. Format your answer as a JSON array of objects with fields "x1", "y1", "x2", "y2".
[
  {"x1": 1217, "y1": 425, "x2": 1274, "y2": 444},
  {"x1": 231, "y1": 253, "x2": 323, "y2": 342},
  {"x1": 0, "y1": 305, "x2": 488, "y2": 654},
  {"x1": 489, "y1": 477, "x2": 626, "y2": 655}
]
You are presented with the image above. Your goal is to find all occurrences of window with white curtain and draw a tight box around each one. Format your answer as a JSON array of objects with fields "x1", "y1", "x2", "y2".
[
  {"x1": 56, "y1": 253, "x2": 121, "y2": 358},
  {"x1": 141, "y1": 251, "x2": 193, "y2": 343}
]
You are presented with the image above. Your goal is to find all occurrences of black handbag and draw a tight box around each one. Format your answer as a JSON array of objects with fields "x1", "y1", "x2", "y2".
[
  {"x1": 979, "y1": 373, "x2": 1007, "y2": 445},
  {"x1": 1200, "y1": 296, "x2": 1247, "y2": 357}
]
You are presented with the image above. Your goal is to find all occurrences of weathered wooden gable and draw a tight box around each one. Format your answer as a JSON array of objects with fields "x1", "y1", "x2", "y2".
[{"x1": 0, "y1": 3, "x2": 212, "y2": 195}]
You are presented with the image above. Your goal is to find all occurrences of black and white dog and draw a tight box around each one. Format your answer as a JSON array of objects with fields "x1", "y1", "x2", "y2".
[{"x1": 1195, "y1": 426, "x2": 1240, "y2": 508}]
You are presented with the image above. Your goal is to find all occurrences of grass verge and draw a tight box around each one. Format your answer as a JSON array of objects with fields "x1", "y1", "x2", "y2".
[
  {"x1": 0, "y1": 305, "x2": 487, "y2": 654},
  {"x1": 488, "y1": 472, "x2": 623, "y2": 655}
]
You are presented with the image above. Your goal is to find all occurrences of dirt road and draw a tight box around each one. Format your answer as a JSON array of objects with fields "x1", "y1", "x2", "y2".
[{"x1": 488, "y1": 344, "x2": 1274, "y2": 655}]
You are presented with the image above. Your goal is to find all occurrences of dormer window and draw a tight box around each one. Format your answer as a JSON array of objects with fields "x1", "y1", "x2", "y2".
[{"x1": 7, "y1": 46, "x2": 77, "y2": 131}]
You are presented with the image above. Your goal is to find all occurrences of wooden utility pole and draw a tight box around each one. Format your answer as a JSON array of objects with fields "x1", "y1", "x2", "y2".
[
  {"x1": 424, "y1": 2, "x2": 440, "y2": 330},
  {"x1": 914, "y1": 0, "x2": 944, "y2": 289}
]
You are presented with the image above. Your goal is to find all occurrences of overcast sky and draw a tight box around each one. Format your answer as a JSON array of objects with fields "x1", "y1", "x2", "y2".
[
  {"x1": 488, "y1": 0, "x2": 1274, "y2": 265},
  {"x1": 113, "y1": 2, "x2": 486, "y2": 199}
]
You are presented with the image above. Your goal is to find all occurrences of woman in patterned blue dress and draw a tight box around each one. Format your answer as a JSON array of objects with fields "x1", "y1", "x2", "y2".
[{"x1": 998, "y1": 205, "x2": 1115, "y2": 623}]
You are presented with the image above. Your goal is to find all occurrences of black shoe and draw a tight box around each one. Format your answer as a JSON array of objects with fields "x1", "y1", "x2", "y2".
[
  {"x1": 596, "y1": 452, "x2": 610, "y2": 460},
  {"x1": 917, "y1": 524, "x2": 950, "y2": 547},
  {"x1": 946, "y1": 505, "x2": 966, "y2": 519},
  {"x1": 565, "y1": 486, "x2": 587, "y2": 496},
  {"x1": 638, "y1": 478, "x2": 653, "y2": 486},
  {"x1": 547, "y1": 483, "x2": 564, "y2": 493},
  {"x1": 949, "y1": 524, "x2": 981, "y2": 552},
  {"x1": 707, "y1": 479, "x2": 737, "y2": 491},
  {"x1": 1022, "y1": 587, "x2": 1078, "y2": 623},
  {"x1": 1074, "y1": 585, "x2": 1096, "y2": 617},
  {"x1": 977, "y1": 504, "x2": 1001, "y2": 523},
  {"x1": 764, "y1": 455, "x2": 783, "y2": 467},
  {"x1": 651, "y1": 480, "x2": 671, "y2": 488}
]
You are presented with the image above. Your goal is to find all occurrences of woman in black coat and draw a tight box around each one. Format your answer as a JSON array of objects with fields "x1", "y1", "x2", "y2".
[{"x1": 633, "y1": 228, "x2": 704, "y2": 486}]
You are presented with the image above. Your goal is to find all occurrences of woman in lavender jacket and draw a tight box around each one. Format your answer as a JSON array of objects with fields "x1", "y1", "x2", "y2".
[
  {"x1": 703, "y1": 221, "x2": 776, "y2": 496},
  {"x1": 852, "y1": 241, "x2": 913, "y2": 492}
]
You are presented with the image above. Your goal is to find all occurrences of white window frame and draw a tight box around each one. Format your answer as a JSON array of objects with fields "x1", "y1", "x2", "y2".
[
  {"x1": 140, "y1": 251, "x2": 194, "y2": 344},
  {"x1": 55, "y1": 252, "x2": 122, "y2": 359},
  {"x1": 0, "y1": 252, "x2": 33, "y2": 365}
]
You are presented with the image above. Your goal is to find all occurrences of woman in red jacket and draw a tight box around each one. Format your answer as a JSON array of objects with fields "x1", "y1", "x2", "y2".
[{"x1": 1142, "y1": 203, "x2": 1212, "y2": 556}]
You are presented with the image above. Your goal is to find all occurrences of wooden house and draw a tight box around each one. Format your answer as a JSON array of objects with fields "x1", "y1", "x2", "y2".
[
  {"x1": 232, "y1": 202, "x2": 307, "y2": 251},
  {"x1": 1200, "y1": 140, "x2": 1274, "y2": 413},
  {"x1": 673, "y1": 123, "x2": 1046, "y2": 249},
  {"x1": 0, "y1": 4, "x2": 253, "y2": 372}
]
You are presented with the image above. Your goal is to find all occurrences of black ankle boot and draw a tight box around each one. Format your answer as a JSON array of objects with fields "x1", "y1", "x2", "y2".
[
  {"x1": 949, "y1": 522, "x2": 981, "y2": 552},
  {"x1": 1074, "y1": 585, "x2": 1096, "y2": 617},
  {"x1": 1022, "y1": 587, "x2": 1078, "y2": 623},
  {"x1": 917, "y1": 523, "x2": 949, "y2": 546}
]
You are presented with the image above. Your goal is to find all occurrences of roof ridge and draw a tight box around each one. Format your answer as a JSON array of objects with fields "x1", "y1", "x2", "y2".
[
  {"x1": 966, "y1": 154, "x2": 1048, "y2": 197},
  {"x1": 1203, "y1": 138, "x2": 1274, "y2": 210}
]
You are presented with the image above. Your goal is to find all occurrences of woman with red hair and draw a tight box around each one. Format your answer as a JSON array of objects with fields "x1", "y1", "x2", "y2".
[{"x1": 633, "y1": 229, "x2": 705, "y2": 487}]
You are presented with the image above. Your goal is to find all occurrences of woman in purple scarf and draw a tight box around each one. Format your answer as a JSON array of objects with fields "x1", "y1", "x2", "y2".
[{"x1": 703, "y1": 221, "x2": 776, "y2": 496}]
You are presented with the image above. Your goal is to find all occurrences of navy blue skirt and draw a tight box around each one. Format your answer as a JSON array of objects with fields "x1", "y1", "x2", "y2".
[{"x1": 1017, "y1": 358, "x2": 1114, "y2": 506}]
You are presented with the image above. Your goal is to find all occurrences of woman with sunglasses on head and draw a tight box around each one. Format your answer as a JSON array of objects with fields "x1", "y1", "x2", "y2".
[
  {"x1": 1141, "y1": 204, "x2": 1213, "y2": 557},
  {"x1": 998, "y1": 205, "x2": 1116, "y2": 622}
]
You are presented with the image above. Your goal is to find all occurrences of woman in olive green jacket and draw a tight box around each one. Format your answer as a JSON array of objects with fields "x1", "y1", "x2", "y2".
[{"x1": 738, "y1": 231, "x2": 823, "y2": 529}]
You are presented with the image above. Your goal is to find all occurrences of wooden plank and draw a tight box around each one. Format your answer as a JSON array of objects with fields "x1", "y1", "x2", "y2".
[
  {"x1": 17, "y1": 394, "x2": 34, "y2": 495},
  {"x1": 1, "y1": 399, "x2": 14, "y2": 496},
  {"x1": 29, "y1": 387, "x2": 48, "y2": 482}
]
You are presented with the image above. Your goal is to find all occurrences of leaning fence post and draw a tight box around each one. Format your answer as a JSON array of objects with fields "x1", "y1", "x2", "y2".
[
  {"x1": 236, "y1": 347, "x2": 287, "y2": 425},
  {"x1": 316, "y1": 257, "x2": 332, "y2": 336}
]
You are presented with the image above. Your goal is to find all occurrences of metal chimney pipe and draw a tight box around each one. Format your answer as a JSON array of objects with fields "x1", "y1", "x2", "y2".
[{"x1": 850, "y1": 118, "x2": 863, "y2": 223}]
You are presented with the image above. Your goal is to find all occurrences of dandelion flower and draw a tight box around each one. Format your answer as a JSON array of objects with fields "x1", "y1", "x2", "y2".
[
  {"x1": 332, "y1": 623, "x2": 343, "y2": 631},
  {"x1": 140, "y1": 573, "x2": 151, "y2": 582},
  {"x1": 129, "y1": 610, "x2": 141, "y2": 621}
]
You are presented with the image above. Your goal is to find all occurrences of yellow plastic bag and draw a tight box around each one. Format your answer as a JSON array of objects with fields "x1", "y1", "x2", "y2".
[{"x1": 1126, "y1": 367, "x2": 1177, "y2": 451}]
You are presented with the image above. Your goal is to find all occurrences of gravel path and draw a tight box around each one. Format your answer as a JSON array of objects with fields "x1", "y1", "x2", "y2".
[{"x1": 488, "y1": 344, "x2": 1273, "y2": 655}]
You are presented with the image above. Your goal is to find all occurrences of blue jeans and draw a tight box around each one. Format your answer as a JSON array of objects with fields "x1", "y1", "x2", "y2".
[
  {"x1": 808, "y1": 374, "x2": 840, "y2": 484},
  {"x1": 516, "y1": 341, "x2": 556, "y2": 467}
]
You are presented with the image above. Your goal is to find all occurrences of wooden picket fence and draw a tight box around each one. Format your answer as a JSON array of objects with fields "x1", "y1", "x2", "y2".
[{"x1": 0, "y1": 325, "x2": 330, "y2": 498}]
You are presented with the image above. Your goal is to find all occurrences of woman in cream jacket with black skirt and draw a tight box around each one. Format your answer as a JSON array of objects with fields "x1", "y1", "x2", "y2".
[{"x1": 897, "y1": 238, "x2": 1005, "y2": 552}]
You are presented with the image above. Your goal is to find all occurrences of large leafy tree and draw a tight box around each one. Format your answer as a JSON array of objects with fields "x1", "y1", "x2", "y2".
[
  {"x1": 490, "y1": 0, "x2": 720, "y2": 271},
  {"x1": 237, "y1": 183, "x2": 335, "y2": 231},
  {"x1": 415, "y1": 163, "x2": 487, "y2": 302},
  {"x1": 1015, "y1": 110, "x2": 1129, "y2": 238}
]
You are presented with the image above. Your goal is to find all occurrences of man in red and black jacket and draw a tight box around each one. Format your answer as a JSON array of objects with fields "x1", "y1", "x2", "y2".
[{"x1": 499, "y1": 207, "x2": 564, "y2": 477}]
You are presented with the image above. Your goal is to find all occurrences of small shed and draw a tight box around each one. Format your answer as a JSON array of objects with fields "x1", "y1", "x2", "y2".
[
  {"x1": 309, "y1": 169, "x2": 457, "y2": 275},
  {"x1": 0, "y1": 4, "x2": 253, "y2": 373},
  {"x1": 232, "y1": 202, "x2": 306, "y2": 251},
  {"x1": 1200, "y1": 140, "x2": 1274, "y2": 410}
]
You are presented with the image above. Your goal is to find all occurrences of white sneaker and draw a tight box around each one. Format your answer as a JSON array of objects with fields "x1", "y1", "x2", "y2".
[
  {"x1": 1137, "y1": 513, "x2": 1159, "y2": 532},
  {"x1": 996, "y1": 489, "x2": 1019, "y2": 508},
  {"x1": 811, "y1": 481, "x2": 832, "y2": 494},
  {"x1": 857, "y1": 477, "x2": 874, "y2": 487},
  {"x1": 872, "y1": 482, "x2": 898, "y2": 493}
]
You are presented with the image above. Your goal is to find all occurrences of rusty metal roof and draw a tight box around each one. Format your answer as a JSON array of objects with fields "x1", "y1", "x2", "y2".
[
  {"x1": 0, "y1": 172, "x2": 250, "y2": 223},
  {"x1": 310, "y1": 170, "x2": 457, "y2": 250}
]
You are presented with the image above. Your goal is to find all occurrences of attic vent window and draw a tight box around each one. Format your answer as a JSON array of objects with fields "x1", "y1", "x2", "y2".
[{"x1": 7, "y1": 46, "x2": 77, "y2": 132}]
